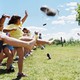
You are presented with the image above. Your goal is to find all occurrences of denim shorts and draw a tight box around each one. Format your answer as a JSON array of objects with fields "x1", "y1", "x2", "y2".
[
  {"x1": 0, "y1": 41, "x2": 14, "y2": 53},
  {"x1": 7, "y1": 45, "x2": 14, "y2": 50}
]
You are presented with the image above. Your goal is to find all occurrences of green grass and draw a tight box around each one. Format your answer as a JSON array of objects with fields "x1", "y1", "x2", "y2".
[{"x1": 1, "y1": 45, "x2": 80, "y2": 80}]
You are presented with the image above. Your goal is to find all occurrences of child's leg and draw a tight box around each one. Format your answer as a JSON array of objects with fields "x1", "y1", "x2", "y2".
[
  {"x1": 20, "y1": 36, "x2": 52, "y2": 46},
  {"x1": 7, "y1": 45, "x2": 15, "y2": 57},
  {"x1": 16, "y1": 47, "x2": 24, "y2": 74},
  {"x1": 24, "y1": 48, "x2": 31, "y2": 57},
  {"x1": 0, "y1": 40, "x2": 4, "y2": 64},
  {"x1": 3, "y1": 46, "x2": 13, "y2": 69},
  {"x1": 0, "y1": 51, "x2": 3, "y2": 65},
  {"x1": 1, "y1": 35, "x2": 36, "y2": 50}
]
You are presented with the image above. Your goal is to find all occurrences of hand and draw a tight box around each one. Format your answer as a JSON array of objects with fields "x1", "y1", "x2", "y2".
[
  {"x1": 25, "y1": 10, "x2": 28, "y2": 16},
  {"x1": 6, "y1": 15, "x2": 10, "y2": 18},
  {"x1": 2, "y1": 14, "x2": 10, "y2": 18}
]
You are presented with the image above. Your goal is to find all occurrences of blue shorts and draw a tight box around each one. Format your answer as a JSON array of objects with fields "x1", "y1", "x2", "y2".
[
  {"x1": 0, "y1": 40, "x2": 14, "y2": 53},
  {"x1": 7, "y1": 45, "x2": 14, "y2": 50}
]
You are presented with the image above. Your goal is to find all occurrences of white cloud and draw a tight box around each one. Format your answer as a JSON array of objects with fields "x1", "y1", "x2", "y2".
[
  {"x1": 65, "y1": 7, "x2": 76, "y2": 13},
  {"x1": 45, "y1": 18, "x2": 50, "y2": 21},
  {"x1": 71, "y1": 28, "x2": 80, "y2": 34},
  {"x1": 59, "y1": 2, "x2": 77, "y2": 9},
  {"x1": 43, "y1": 32, "x2": 68, "y2": 40},
  {"x1": 27, "y1": 26, "x2": 47, "y2": 33},
  {"x1": 65, "y1": 2, "x2": 77, "y2": 15},
  {"x1": 71, "y1": 10, "x2": 77, "y2": 14},
  {"x1": 52, "y1": 19, "x2": 65, "y2": 25},
  {"x1": 52, "y1": 14, "x2": 76, "y2": 25},
  {"x1": 25, "y1": 26, "x2": 80, "y2": 41},
  {"x1": 65, "y1": 8, "x2": 70, "y2": 11},
  {"x1": 58, "y1": 14, "x2": 76, "y2": 21},
  {"x1": 43, "y1": 28, "x2": 80, "y2": 41},
  {"x1": 66, "y1": 2, "x2": 77, "y2": 7},
  {"x1": 59, "y1": 5, "x2": 64, "y2": 8},
  {"x1": 41, "y1": 5, "x2": 47, "y2": 7},
  {"x1": 65, "y1": 7, "x2": 76, "y2": 11}
]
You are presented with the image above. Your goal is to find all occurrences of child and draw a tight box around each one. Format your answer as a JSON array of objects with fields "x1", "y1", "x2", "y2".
[{"x1": 0, "y1": 14, "x2": 15, "y2": 73}]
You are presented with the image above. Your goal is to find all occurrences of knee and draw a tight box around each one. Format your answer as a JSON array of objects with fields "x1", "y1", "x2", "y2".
[
  {"x1": 7, "y1": 54, "x2": 13, "y2": 59},
  {"x1": 18, "y1": 56, "x2": 24, "y2": 60}
]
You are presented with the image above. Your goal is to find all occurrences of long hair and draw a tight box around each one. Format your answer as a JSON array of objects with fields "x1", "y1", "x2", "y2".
[{"x1": 8, "y1": 15, "x2": 21, "y2": 25}]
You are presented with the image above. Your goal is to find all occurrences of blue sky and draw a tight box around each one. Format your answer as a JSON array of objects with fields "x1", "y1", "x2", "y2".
[{"x1": 0, "y1": 0, "x2": 80, "y2": 40}]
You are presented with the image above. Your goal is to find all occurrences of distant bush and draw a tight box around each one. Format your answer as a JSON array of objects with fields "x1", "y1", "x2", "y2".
[{"x1": 53, "y1": 38, "x2": 80, "y2": 46}]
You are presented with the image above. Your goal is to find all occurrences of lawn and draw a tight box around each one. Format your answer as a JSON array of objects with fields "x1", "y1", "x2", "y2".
[{"x1": 0, "y1": 45, "x2": 80, "y2": 80}]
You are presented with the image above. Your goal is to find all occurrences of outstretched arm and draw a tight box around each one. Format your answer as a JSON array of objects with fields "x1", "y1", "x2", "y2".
[
  {"x1": 3, "y1": 28, "x2": 17, "y2": 33},
  {"x1": 0, "y1": 14, "x2": 10, "y2": 24},
  {"x1": 21, "y1": 10, "x2": 28, "y2": 24}
]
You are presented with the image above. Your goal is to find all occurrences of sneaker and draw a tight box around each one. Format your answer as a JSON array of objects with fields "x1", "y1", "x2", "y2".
[
  {"x1": 47, "y1": 53, "x2": 51, "y2": 59},
  {"x1": 14, "y1": 56, "x2": 19, "y2": 61},
  {"x1": 28, "y1": 53, "x2": 30, "y2": 56},
  {"x1": 30, "y1": 52, "x2": 33, "y2": 55},
  {"x1": 24, "y1": 52, "x2": 31, "y2": 58},
  {"x1": 23, "y1": 57, "x2": 26, "y2": 59},
  {"x1": 41, "y1": 46, "x2": 44, "y2": 50},
  {"x1": 6, "y1": 67, "x2": 15, "y2": 73},
  {"x1": 17, "y1": 73, "x2": 27, "y2": 77},
  {"x1": 10, "y1": 64, "x2": 15, "y2": 68},
  {"x1": 24, "y1": 53, "x2": 29, "y2": 58}
]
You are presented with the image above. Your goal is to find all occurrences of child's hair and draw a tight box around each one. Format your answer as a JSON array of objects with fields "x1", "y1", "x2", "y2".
[
  {"x1": 35, "y1": 31, "x2": 38, "y2": 35},
  {"x1": 22, "y1": 28, "x2": 30, "y2": 33},
  {"x1": 8, "y1": 15, "x2": 21, "y2": 25}
]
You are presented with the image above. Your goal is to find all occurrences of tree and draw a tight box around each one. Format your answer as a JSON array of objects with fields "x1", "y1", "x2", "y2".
[{"x1": 76, "y1": 3, "x2": 80, "y2": 25}]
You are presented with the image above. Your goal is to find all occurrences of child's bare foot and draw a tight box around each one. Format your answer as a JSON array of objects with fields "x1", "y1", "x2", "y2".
[{"x1": 48, "y1": 40, "x2": 54, "y2": 45}]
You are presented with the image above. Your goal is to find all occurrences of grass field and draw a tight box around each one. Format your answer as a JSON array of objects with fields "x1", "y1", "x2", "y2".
[{"x1": 0, "y1": 45, "x2": 80, "y2": 80}]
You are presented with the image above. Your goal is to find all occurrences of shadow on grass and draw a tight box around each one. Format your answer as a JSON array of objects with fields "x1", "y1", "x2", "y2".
[
  {"x1": 0, "y1": 69, "x2": 22, "y2": 80},
  {"x1": 12, "y1": 76, "x2": 22, "y2": 80},
  {"x1": 0, "y1": 69, "x2": 7, "y2": 74},
  {"x1": 0, "y1": 68, "x2": 15, "y2": 75},
  {"x1": 2, "y1": 62, "x2": 7, "y2": 66}
]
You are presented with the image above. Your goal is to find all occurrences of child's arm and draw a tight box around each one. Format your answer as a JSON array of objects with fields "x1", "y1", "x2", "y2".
[
  {"x1": 0, "y1": 14, "x2": 10, "y2": 24},
  {"x1": 3, "y1": 28, "x2": 17, "y2": 33},
  {"x1": 21, "y1": 10, "x2": 28, "y2": 24}
]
